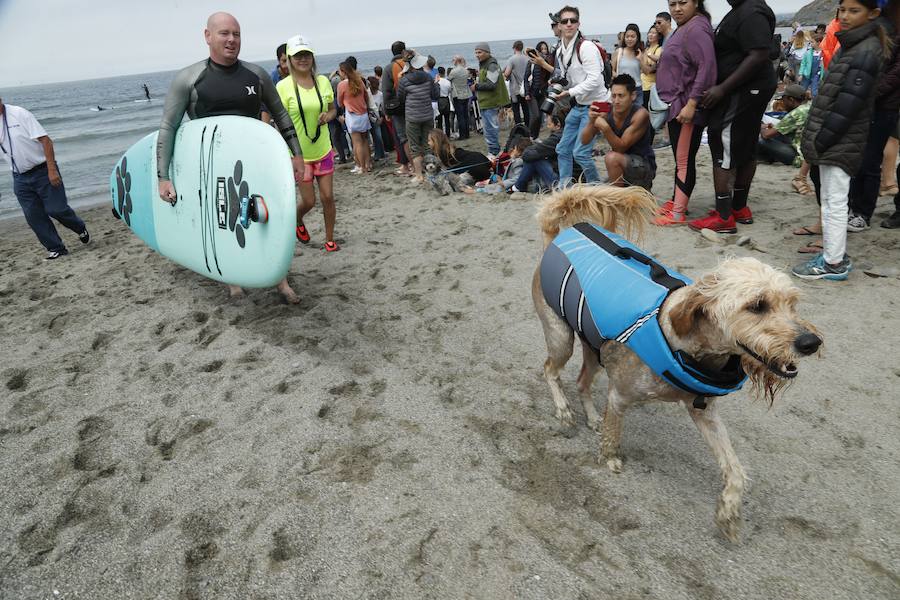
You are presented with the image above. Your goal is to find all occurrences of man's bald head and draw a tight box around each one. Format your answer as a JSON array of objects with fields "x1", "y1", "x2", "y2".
[
  {"x1": 205, "y1": 12, "x2": 241, "y2": 66},
  {"x1": 206, "y1": 12, "x2": 239, "y2": 31}
]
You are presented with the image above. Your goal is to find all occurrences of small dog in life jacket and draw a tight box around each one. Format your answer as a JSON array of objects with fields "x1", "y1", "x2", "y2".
[{"x1": 531, "y1": 185, "x2": 822, "y2": 542}]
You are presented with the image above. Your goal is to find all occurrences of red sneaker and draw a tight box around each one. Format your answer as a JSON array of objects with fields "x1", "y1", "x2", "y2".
[
  {"x1": 732, "y1": 206, "x2": 753, "y2": 224},
  {"x1": 688, "y1": 210, "x2": 737, "y2": 233}
]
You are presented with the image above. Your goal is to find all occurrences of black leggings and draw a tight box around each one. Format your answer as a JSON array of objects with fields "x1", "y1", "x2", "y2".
[{"x1": 667, "y1": 119, "x2": 704, "y2": 210}]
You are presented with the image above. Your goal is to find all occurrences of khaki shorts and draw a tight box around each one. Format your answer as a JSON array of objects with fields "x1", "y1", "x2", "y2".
[{"x1": 405, "y1": 119, "x2": 432, "y2": 157}]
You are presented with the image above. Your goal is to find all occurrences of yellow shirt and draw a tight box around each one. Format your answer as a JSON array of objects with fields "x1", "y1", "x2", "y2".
[
  {"x1": 641, "y1": 45, "x2": 663, "y2": 92},
  {"x1": 276, "y1": 74, "x2": 334, "y2": 162}
]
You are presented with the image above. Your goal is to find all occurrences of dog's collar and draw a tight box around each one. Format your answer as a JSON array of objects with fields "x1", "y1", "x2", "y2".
[{"x1": 738, "y1": 342, "x2": 798, "y2": 379}]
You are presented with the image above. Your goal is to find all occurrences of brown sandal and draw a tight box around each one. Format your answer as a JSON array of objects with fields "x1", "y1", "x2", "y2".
[
  {"x1": 798, "y1": 240, "x2": 824, "y2": 254},
  {"x1": 792, "y1": 177, "x2": 814, "y2": 196}
]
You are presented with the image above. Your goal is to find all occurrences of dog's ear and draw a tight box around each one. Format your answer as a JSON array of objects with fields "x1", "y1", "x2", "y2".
[{"x1": 669, "y1": 289, "x2": 706, "y2": 337}]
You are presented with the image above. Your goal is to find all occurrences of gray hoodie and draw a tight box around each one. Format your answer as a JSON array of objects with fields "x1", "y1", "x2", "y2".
[{"x1": 399, "y1": 69, "x2": 439, "y2": 123}]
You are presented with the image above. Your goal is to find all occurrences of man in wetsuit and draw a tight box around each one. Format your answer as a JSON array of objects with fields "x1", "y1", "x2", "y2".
[{"x1": 156, "y1": 12, "x2": 303, "y2": 302}]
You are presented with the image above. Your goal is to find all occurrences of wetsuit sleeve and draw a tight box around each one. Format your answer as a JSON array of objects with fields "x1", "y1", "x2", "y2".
[
  {"x1": 252, "y1": 64, "x2": 302, "y2": 157},
  {"x1": 156, "y1": 64, "x2": 198, "y2": 180}
]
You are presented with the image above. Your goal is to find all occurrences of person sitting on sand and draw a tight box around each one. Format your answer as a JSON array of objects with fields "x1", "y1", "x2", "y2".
[
  {"x1": 510, "y1": 112, "x2": 564, "y2": 193},
  {"x1": 580, "y1": 74, "x2": 656, "y2": 192},
  {"x1": 427, "y1": 129, "x2": 492, "y2": 184},
  {"x1": 156, "y1": 12, "x2": 303, "y2": 302}
]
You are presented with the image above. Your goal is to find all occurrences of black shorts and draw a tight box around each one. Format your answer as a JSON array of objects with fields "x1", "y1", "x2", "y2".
[
  {"x1": 707, "y1": 87, "x2": 773, "y2": 170},
  {"x1": 623, "y1": 154, "x2": 654, "y2": 191}
]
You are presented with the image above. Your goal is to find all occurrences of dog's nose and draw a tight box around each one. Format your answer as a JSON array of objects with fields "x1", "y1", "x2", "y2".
[{"x1": 794, "y1": 332, "x2": 822, "y2": 355}]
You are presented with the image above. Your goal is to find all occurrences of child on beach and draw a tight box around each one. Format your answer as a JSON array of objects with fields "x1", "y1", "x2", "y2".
[
  {"x1": 791, "y1": 0, "x2": 889, "y2": 281},
  {"x1": 510, "y1": 113, "x2": 564, "y2": 193}
]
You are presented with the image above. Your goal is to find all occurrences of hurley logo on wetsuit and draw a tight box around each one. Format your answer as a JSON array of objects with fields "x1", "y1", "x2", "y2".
[{"x1": 245, "y1": 85, "x2": 256, "y2": 95}]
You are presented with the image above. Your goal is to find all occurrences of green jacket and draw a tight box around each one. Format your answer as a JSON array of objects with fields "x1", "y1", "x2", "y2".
[{"x1": 475, "y1": 56, "x2": 510, "y2": 110}]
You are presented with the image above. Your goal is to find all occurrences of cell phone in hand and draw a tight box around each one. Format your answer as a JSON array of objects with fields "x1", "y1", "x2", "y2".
[
  {"x1": 526, "y1": 48, "x2": 538, "y2": 58},
  {"x1": 592, "y1": 101, "x2": 611, "y2": 113}
]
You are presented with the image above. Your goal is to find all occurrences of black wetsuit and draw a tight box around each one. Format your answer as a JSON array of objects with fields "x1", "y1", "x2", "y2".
[{"x1": 157, "y1": 58, "x2": 301, "y2": 180}]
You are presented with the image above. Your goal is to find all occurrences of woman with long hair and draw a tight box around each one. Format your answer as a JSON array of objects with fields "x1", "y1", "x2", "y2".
[
  {"x1": 525, "y1": 41, "x2": 552, "y2": 138},
  {"x1": 612, "y1": 24, "x2": 644, "y2": 106},
  {"x1": 641, "y1": 26, "x2": 663, "y2": 108},
  {"x1": 337, "y1": 61, "x2": 373, "y2": 174},
  {"x1": 653, "y1": 0, "x2": 717, "y2": 225},
  {"x1": 276, "y1": 35, "x2": 341, "y2": 252},
  {"x1": 427, "y1": 129, "x2": 492, "y2": 182}
]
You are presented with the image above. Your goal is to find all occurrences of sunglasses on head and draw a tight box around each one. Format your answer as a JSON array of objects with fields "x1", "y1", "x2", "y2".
[{"x1": 560, "y1": 18, "x2": 579, "y2": 25}]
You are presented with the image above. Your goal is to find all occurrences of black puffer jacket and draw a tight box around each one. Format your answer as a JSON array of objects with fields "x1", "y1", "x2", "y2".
[
  {"x1": 875, "y1": 23, "x2": 900, "y2": 112},
  {"x1": 801, "y1": 20, "x2": 885, "y2": 175}
]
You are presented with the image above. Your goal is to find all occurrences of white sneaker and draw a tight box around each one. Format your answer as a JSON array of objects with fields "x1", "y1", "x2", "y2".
[
  {"x1": 350, "y1": 166, "x2": 362, "y2": 174},
  {"x1": 847, "y1": 213, "x2": 870, "y2": 232}
]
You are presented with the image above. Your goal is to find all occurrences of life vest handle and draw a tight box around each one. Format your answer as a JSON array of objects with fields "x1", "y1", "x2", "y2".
[{"x1": 572, "y1": 223, "x2": 686, "y2": 292}]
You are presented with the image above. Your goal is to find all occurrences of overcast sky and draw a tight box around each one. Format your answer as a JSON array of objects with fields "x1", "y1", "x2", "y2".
[{"x1": 1, "y1": 0, "x2": 809, "y2": 86}]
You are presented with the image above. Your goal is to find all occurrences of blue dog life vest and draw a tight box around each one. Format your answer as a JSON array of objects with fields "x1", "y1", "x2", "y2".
[{"x1": 540, "y1": 223, "x2": 747, "y2": 399}]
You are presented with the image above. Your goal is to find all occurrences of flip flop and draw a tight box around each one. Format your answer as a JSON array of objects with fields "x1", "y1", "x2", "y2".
[
  {"x1": 798, "y1": 240, "x2": 823, "y2": 254},
  {"x1": 792, "y1": 226, "x2": 821, "y2": 236}
]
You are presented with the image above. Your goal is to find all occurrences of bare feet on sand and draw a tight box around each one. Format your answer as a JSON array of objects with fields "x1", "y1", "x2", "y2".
[
  {"x1": 228, "y1": 285, "x2": 244, "y2": 298},
  {"x1": 277, "y1": 279, "x2": 301, "y2": 304}
]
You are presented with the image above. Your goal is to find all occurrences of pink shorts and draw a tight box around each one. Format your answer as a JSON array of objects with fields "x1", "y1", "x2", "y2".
[{"x1": 302, "y1": 149, "x2": 335, "y2": 183}]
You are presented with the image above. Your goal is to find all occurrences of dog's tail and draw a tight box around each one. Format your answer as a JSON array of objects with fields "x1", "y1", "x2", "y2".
[{"x1": 536, "y1": 185, "x2": 658, "y2": 248}]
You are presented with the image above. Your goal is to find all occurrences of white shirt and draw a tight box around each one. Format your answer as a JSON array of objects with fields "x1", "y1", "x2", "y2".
[
  {"x1": 0, "y1": 104, "x2": 49, "y2": 174},
  {"x1": 438, "y1": 78, "x2": 452, "y2": 98},
  {"x1": 371, "y1": 90, "x2": 384, "y2": 114},
  {"x1": 556, "y1": 35, "x2": 609, "y2": 105}
]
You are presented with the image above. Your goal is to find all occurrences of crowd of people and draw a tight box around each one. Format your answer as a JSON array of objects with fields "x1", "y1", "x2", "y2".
[{"x1": 1, "y1": 1, "x2": 898, "y2": 286}]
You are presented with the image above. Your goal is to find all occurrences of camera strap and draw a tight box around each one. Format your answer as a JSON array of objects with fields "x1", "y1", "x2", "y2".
[{"x1": 556, "y1": 33, "x2": 581, "y2": 81}]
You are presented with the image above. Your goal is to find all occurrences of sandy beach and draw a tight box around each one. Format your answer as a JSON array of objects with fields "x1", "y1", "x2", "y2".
[{"x1": 1, "y1": 138, "x2": 899, "y2": 599}]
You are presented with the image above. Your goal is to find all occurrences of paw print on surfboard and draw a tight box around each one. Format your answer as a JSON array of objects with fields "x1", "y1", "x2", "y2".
[
  {"x1": 227, "y1": 160, "x2": 254, "y2": 248},
  {"x1": 114, "y1": 157, "x2": 133, "y2": 225}
]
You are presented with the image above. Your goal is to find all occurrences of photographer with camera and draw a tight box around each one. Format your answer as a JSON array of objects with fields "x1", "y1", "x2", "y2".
[
  {"x1": 579, "y1": 74, "x2": 655, "y2": 191},
  {"x1": 538, "y1": 5, "x2": 609, "y2": 186}
]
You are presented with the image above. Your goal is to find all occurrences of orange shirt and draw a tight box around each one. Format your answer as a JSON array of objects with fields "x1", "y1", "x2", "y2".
[
  {"x1": 337, "y1": 80, "x2": 368, "y2": 115},
  {"x1": 821, "y1": 18, "x2": 841, "y2": 70}
]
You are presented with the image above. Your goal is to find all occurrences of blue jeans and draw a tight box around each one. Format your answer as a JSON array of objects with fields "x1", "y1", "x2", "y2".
[
  {"x1": 370, "y1": 121, "x2": 385, "y2": 160},
  {"x1": 515, "y1": 160, "x2": 557, "y2": 191},
  {"x1": 482, "y1": 108, "x2": 500, "y2": 155},
  {"x1": 557, "y1": 104, "x2": 600, "y2": 185},
  {"x1": 13, "y1": 163, "x2": 85, "y2": 252}
]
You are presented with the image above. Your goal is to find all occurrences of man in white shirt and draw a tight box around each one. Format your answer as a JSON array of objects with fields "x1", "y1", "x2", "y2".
[
  {"x1": 550, "y1": 5, "x2": 609, "y2": 185},
  {"x1": 0, "y1": 98, "x2": 89, "y2": 260}
]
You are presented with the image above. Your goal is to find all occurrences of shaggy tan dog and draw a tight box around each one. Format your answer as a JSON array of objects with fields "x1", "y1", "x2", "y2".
[{"x1": 531, "y1": 185, "x2": 823, "y2": 542}]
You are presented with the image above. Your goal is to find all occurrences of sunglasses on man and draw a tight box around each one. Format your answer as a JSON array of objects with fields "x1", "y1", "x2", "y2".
[{"x1": 560, "y1": 18, "x2": 579, "y2": 25}]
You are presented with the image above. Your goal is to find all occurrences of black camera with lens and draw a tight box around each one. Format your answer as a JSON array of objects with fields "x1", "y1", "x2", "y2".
[{"x1": 540, "y1": 77, "x2": 569, "y2": 115}]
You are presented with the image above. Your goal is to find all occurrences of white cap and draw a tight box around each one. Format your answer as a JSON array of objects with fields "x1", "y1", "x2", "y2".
[
  {"x1": 409, "y1": 53, "x2": 428, "y2": 70},
  {"x1": 286, "y1": 34, "x2": 314, "y2": 56}
]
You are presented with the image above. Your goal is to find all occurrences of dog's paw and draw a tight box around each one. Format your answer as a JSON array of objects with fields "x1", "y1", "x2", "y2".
[
  {"x1": 587, "y1": 415, "x2": 603, "y2": 433},
  {"x1": 603, "y1": 456, "x2": 623, "y2": 473},
  {"x1": 716, "y1": 496, "x2": 742, "y2": 543},
  {"x1": 554, "y1": 406, "x2": 576, "y2": 429}
]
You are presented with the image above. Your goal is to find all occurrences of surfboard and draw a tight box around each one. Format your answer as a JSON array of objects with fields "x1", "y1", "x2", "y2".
[{"x1": 110, "y1": 116, "x2": 296, "y2": 288}]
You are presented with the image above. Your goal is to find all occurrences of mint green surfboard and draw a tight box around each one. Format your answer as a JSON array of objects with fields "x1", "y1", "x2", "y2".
[{"x1": 110, "y1": 116, "x2": 295, "y2": 288}]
